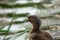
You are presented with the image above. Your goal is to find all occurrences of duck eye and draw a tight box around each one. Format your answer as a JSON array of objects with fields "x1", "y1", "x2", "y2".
[{"x1": 29, "y1": 18, "x2": 34, "y2": 21}]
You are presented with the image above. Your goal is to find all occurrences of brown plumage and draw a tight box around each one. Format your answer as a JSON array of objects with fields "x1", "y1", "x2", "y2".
[{"x1": 28, "y1": 15, "x2": 54, "y2": 40}]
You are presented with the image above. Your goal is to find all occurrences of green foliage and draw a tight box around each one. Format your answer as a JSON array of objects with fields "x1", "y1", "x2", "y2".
[
  {"x1": 0, "y1": 0, "x2": 17, "y2": 2},
  {"x1": 0, "y1": 12, "x2": 29, "y2": 40},
  {"x1": 6, "y1": 13, "x2": 29, "y2": 18},
  {"x1": 3, "y1": 13, "x2": 16, "y2": 40},
  {"x1": 0, "y1": 30, "x2": 14, "y2": 35},
  {"x1": 14, "y1": 30, "x2": 28, "y2": 39},
  {"x1": 0, "y1": 30, "x2": 28, "y2": 35},
  {"x1": 0, "y1": 24, "x2": 8, "y2": 30},
  {"x1": 0, "y1": 13, "x2": 29, "y2": 17},
  {"x1": 0, "y1": 0, "x2": 60, "y2": 40},
  {"x1": 0, "y1": 3, "x2": 44, "y2": 8},
  {"x1": 41, "y1": 26, "x2": 50, "y2": 30},
  {"x1": 13, "y1": 21, "x2": 27, "y2": 24}
]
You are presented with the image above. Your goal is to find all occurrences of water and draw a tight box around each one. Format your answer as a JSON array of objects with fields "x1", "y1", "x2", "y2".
[{"x1": 0, "y1": 0, "x2": 60, "y2": 40}]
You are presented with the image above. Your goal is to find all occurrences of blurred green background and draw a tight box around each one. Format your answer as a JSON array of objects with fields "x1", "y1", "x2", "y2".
[{"x1": 0, "y1": 0, "x2": 60, "y2": 40}]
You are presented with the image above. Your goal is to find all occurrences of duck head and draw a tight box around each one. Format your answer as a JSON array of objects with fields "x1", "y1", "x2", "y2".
[{"x1": 28, "y1": 15, "x2": 41, "y2": 29}]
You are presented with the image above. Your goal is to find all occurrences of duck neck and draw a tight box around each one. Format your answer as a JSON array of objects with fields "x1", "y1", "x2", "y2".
[
  {"x1": 33, "y1": 24, "x2": 40, "y2": 30},
  {"x1": 31, "y1": 23, "x2": 40, "y2": 33}
]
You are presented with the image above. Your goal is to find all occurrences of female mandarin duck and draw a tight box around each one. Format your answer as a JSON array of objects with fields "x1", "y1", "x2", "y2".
[{"x1": 28, "y1": 15, "x2": 54, "y2": 40}]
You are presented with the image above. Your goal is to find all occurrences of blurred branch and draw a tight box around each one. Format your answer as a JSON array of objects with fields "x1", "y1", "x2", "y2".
[
  {"x1": 12, "y1": 21, "x2": 27, "y2": 24},
  {"x1": 0, "y1": 13, "x2": 29, "y2": 18},
  {"x1": 0, "y1": 0, "x2": 17, "y2": 2},
  {"x1": 0, "y1": 20, "x2": 28, "y2": 30},
  {"x1": 0, "y1": 3, "x2": 44, "y2": 8},
  {"x1": 3, "y1": 13, "x2": 16, "y2": 40},
  {"x1": 0, "y1": 30, "x2": 28, "y2": 35},
  {"x1": 0, "y1": 24, "x2": 9, "y2": 30},
  {"x1": 14, "y1": 30, "x2": 28, "y2": 39},
  {"x1": 0, "y1": 30, "x2": 15, "y2": 35},
  {"x1": 0, "y1": 13, "x2": 60, "y2": 19}
]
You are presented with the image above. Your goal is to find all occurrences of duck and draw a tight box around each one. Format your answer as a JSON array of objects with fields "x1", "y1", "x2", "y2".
[{"x1": 28, "y1": 15, "x2": 54, "y2": 40}]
